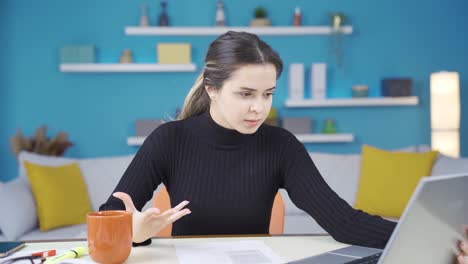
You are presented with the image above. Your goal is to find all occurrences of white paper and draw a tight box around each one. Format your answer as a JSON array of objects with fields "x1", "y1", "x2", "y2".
[{"x1": 175, "y1": 240, "x2": 284, "y2": 264}]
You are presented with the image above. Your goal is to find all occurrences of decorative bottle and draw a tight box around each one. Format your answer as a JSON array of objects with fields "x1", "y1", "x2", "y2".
[
  {"x1": 158, "y1": 0, "x2": 169, "y2": 26},
  {"x1": 294, "y1": 7, "x2": 301, "y2": 26},
  {"x1": 139, "y1": 3, "x2": 150, "y2": 27},
  {"x1": 215, "y1": 0, "x2": 226, "y2": 26}
]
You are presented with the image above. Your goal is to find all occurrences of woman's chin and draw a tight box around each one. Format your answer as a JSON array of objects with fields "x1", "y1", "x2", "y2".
[{"x1": 236, "y1": 125, "x2": 261, "y2": 134}]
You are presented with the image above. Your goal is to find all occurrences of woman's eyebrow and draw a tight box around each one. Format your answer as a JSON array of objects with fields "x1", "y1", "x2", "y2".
[{"x1": 239, "y1": 87, "x2": 276, "y2": 91}]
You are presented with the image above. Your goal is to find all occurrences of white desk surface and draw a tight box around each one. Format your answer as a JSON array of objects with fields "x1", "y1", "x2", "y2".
[{"x1": 22, "y1": 235, "x2": 349, "y2": 263}]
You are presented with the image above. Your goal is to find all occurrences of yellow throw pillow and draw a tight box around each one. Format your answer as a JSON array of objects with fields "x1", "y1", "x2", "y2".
[
  {"x1": 354, "y1": 145, "x2": 438, "y2": 218},
  {"x1": 24, "y1": 161, "x2": 92, "y2": 231}
]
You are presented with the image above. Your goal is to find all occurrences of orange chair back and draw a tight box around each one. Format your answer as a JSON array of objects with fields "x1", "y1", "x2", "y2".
[
  {"x1": 270, "y1": 191, "x2": 285, "y2": 235},
  {"x1": 152, "y1": 186, "x2": 285, "y2": 237},
  {"x1": 152, "y1": 186, "x2": 173, "y2": 237}
]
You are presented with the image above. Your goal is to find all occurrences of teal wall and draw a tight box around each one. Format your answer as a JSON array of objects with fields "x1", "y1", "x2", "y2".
[{"x1": 1, "y1": 0, "x2": 468, "y2": 182}]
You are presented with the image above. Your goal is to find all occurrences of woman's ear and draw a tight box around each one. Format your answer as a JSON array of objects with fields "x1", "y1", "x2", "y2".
[{"x1": 205, "y1": 85, "x2": 217, "y2": 100}]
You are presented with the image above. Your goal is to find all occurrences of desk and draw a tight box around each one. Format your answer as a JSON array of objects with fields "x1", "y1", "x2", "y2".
[{"x1": 22, "y1": 235, "x2": 349, "y2": 263}]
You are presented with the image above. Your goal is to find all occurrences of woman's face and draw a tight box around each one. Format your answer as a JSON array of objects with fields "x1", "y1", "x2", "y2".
[{"x1": 206, "y1": 63, "x2": 277, "y2": 134}]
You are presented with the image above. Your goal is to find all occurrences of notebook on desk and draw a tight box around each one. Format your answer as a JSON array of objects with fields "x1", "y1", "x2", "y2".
[{"x1": 289, "y1": 173, "x2": 468, "y2": 264}]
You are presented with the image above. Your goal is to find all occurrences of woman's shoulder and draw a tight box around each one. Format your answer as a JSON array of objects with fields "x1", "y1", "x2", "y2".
[
  {"x1": 260, "y1": 124, "x2": 307, "y2": 158},
  {"x1": 145, "y1": 118, "x2": 189, "y2": 141},
  {"x1": 159, "y1": 118, "x2": 186, "y2": 130},
  {"x1": 259, "y1": 123, "x2": 298, "y2": 142}
]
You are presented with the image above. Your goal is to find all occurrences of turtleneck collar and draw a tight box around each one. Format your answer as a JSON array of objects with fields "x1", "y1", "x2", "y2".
[{"x1": 190, "y1": 111, "x2": 257, "y2": 147}]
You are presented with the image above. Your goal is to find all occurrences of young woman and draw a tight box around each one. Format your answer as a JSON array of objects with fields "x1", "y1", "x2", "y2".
[{"x1": 100, "y1": 31, "x2": 468, "y2": 260}]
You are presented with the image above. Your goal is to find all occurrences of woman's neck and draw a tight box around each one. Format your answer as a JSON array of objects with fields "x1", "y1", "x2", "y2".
[
  {"x1": 209, "y1": 107, "x2": 234, "y2": 131},
  {"x1": 189, "y1": 111, "x2": 256, "y2": 147}
]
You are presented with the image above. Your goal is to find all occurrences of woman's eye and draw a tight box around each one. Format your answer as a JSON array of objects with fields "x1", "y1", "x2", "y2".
[
  {"x1": 240, "y1": 92, "x2": 252, "y2": 97},
  {"x1": 265, "y1": 93, "x2": 274, "y2": 97}
]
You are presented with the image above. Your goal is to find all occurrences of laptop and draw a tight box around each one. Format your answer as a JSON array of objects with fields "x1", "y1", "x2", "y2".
[{"x1": 289, "y1": 173, "x2": 468, "y2": 264}]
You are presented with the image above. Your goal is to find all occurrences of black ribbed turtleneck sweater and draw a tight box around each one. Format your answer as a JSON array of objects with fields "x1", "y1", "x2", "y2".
[{"x1": 100, "y1": 112, "x2": 396, "y2": 249}]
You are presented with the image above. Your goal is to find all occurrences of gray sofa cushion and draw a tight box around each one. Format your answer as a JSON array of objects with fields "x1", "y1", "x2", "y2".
[
  {"x1": 20, "y1": 224, "x2": 87, "y2": 241},
  {"x1": 431, "y1": 154, "x2": 468, "y2": 176},
  {"x1": 0, "y1": 178, "x2": 37, "y2": 240}
]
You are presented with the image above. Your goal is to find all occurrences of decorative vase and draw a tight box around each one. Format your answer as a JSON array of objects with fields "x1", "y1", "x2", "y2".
[
  {"x1": 119, "y1": 49, "x2": 133, "y2": 63},
  {"x1": 250, "y1": 18, "x2": 271, "y2": 27},
  {"x1": 139, "y1": 3, "x2": 149, "y2": 27},
  {"x1": 352, "y1": 85, "x2": 369, "y2": 98}
]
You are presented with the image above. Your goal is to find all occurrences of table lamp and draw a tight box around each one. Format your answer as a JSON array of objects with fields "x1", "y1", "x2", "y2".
[{"x1": 430, "y1": 71, "x2": 460, "y2": 157}]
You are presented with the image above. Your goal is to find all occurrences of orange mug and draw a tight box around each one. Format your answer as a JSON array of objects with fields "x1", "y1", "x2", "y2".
[{"x1": 87, "y1": 210, "x2": 132, "y2": 264}]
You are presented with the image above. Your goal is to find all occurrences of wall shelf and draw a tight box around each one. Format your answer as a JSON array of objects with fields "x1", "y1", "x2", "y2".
[
  {"x1": 124, "y1": 26, "x2": 353, "y2": 36},
  {"x1": 127, "y1": 137, "x2": 146, "y2": 146},
  {"x1": 285, "y1": 96, "x2": 419, "y2": 108},
  {"x1": 60, "y1": 63, "x2": 197, "y2": 73},
  {"x1": 295, "y1": 133, "x2": 354, "y2": 143},
  {"x1": 128, "y1": 133, "x2": 354, "y2": 146}
]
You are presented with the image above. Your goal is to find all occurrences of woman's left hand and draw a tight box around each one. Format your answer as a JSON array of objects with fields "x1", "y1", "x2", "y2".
[{"x1": 457, "y1": 227, "x2": 468, "y2": 264}]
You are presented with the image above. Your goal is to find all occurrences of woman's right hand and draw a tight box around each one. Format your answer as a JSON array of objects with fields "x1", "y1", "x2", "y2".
[
  {"x1": 457, "y1": 226, "x2": 468, "y2": 264},
  {"x1": 112, "y1": 192, "x2": 191, "y2": 243}
]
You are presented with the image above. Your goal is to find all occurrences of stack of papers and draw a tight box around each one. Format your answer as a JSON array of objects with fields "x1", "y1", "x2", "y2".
[{"x1": 175, "y1": 240, "x2": 284, "y2": 264}]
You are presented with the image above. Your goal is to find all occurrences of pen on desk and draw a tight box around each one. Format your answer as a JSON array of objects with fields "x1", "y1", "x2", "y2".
[
  {"x1": 43, "y1": 247, "x2": 86, "y2": 264},
  {"x1": 31, "y1": 250, "x2": 57, "y2": 258}
]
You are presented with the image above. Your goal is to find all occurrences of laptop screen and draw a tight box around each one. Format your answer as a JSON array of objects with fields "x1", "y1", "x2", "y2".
[{"x1": 378, "y1": 173, "x2": 468, "y2": 264}]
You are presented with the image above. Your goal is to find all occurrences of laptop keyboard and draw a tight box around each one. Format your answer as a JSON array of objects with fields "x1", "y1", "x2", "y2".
[{"x1": 345, "y1": 252, "x2": 382, "y2": 264}]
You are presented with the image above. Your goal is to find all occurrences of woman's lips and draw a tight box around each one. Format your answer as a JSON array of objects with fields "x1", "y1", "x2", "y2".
[{"x1": 245, "y1": 119, "x2": 261, "y2": 127}]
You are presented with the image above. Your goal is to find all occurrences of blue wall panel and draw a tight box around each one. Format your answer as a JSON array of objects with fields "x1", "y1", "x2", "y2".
[{"x1": 1, "y1": 0, "x2": 467, "y2": 181}]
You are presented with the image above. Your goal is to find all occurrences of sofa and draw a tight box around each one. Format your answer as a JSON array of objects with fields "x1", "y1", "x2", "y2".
[{"x1": 1, "y1": 147, "x2": 467, "y2": 241}]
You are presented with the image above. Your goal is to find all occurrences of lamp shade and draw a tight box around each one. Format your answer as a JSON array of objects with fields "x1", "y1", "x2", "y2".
[
  {"x1": 430, "y1": 71, "x2": 460, "y2": 157},
  {"x1": 430, "y1": 72, "x2": 460, "y2": 130},
  {"x1": 431, "y1": 131, "x2": 460, "y2": 158}
]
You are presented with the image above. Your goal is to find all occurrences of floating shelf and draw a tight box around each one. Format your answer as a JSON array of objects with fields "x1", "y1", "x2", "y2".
[
  {"x1": 60, "y1": 63, "x2": 197, "y2": 73},
  {"x1": 127, "y1": 134, "x2": 354, "y2": 146},
  {"x1": 295, "y1": 133, "x2": 354, "y2": 143},
  {"x1": 124, "y1": 26, "x2": 353, "y2": 36},
  {"x1": 127, "y1": 137, "x2": 146, "y2": 146},
  {"x1": 285, "y1": 96, "x2": 419, "y2": 108}
]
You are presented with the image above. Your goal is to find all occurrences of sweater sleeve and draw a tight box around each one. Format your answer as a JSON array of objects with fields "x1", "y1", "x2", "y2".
[
  {"x1": 99, "y1": 129, "x2": 166, "y2": 212},
  {"x1": 280, "y1": 134, "x2": 396, "y2": 249}
]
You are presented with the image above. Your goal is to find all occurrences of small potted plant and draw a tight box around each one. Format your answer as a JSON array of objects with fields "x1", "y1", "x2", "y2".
[
  {"x1": 250, "y1": 6, "x2": 271, "y2": 27},
  {"x1": 10, "y1": 125, "x2": 73, "y2": 157}
]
